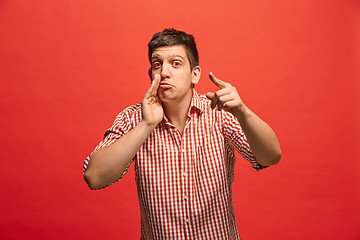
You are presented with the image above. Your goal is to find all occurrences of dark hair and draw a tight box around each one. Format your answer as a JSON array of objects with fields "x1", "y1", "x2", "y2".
[{"x1": 148, "y1": 28, "x2": 199, "y2": 69}]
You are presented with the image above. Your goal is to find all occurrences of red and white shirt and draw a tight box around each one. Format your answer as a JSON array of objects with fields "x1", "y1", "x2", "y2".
[{"x1": 84, "y1": 90, "x2": 267, "y2": 240}]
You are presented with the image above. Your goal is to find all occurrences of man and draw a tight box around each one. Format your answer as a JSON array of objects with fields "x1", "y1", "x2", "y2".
[{"x1": 84, "y1": 28, "x2": 281, "y2": 239}]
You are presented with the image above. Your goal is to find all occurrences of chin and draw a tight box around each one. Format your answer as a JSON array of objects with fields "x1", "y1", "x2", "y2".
[
  {"x1": 159, "y1": 90, "x2": 176, "y2": 101},
  {"x1": 159, "y1": 94, "x2": 176, "y2": 102}
]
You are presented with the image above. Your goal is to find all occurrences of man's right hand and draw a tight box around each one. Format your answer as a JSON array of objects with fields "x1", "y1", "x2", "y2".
[
  {"x1": 85, "y1": 74, "x2": 164, "y2": 189},
  {"x1": 141, "y1": 74, "x2": 164, "y2": 127}
]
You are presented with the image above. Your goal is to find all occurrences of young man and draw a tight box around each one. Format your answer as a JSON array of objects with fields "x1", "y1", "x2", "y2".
[{"x1": 84, "y1": 28, "x2": 281, "y2": 239}]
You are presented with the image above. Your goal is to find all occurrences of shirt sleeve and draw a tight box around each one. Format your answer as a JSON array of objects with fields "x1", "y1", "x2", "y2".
[
  {"x1": 222, "y1": 111, "x2": 268, "y2": 171},
  {"x1": 83, "y1": 104, "x2": 140, "y2": 187}
]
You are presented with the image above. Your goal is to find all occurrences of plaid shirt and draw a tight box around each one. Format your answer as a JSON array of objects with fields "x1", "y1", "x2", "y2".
[{"x1": 84, "y1": 90, "x2": 266, "y2": 239}]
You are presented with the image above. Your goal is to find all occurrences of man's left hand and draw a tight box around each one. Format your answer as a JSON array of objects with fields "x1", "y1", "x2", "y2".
[{"x1": 206, "y1": 72, "x2": 246, "y2": 117}]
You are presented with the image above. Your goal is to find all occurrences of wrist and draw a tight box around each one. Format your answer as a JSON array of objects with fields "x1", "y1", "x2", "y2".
[
  {"x1": 139, "y1": 120, "x2": 159, "y2": 131},
  {"x1": 233, "y1": 104, "x2": 249, "y2": 123}
]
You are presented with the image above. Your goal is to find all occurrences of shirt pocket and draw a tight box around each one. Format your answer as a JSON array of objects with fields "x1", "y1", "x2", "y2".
[{"x1": 195, "y1": 145, "x2": 223, "y2": 179}]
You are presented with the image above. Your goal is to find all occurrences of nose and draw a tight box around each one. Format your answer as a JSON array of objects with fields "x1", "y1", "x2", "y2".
[{"x1": 160, "y1": 63, "x2": 171, "y2": 79}]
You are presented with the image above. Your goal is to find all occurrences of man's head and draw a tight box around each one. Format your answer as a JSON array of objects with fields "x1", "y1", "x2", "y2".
[
  {"x1": 148, "y1": 28, "x2": 199, "y2": 70},
  {"x1": 147, "y1": 29, "x2": 201, "y2": 103}
]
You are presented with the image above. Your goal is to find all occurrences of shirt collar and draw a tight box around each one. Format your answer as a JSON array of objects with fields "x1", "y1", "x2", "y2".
[
  {"x1": 162, "y1": 89, "x2": 204, "y2": 127},
  {"x1": 189, "y1": 88, "x2": 204, "y2": 115}
]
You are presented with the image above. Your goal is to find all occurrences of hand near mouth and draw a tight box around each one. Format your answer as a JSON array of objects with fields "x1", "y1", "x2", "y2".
[{"x1": 141, "y1": 74, "x2": 164, "y2": 127}]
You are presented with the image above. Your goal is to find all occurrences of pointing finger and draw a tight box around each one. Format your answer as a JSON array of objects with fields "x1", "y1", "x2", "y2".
[{"x1": 209, "y1": 72, "x2": 227, "y2": 89}]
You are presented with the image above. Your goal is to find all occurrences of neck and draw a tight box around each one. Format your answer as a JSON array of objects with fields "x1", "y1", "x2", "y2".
[{"x1": 162, "y1": 92, "x2": 193, "y2": 134}]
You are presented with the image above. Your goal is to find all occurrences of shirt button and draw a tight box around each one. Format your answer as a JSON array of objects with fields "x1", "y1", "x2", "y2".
[
  {"x1": 181, "y1": 149, "x2": 186, "y2": 153},
  {"x1": 183, "y1": 195, "x2": 188, "y2": 200},
  {"x1": 182, "y1": 171, "x2": 186, "y2": 177},
  {"x1": 185, "y1": 218, "x2": 190, "y2": 223}
]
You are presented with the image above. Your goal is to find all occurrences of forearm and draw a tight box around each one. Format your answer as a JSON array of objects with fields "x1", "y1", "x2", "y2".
[
  {"x1": 234, "y1": 105, "x2": 281, "y2": 166},
  {"x1": 84, "y1": 121, "x2": 156, "y2": 189}
]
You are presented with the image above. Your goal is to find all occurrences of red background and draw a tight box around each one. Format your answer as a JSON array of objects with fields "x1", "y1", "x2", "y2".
[{"x1": 1, "y1": 0, "x2": 359, "y2": 239}]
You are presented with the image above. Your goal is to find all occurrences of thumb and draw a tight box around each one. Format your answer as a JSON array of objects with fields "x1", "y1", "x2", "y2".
[{"x1": 206, "y1": 92, "x2": 215, "y2": 100}]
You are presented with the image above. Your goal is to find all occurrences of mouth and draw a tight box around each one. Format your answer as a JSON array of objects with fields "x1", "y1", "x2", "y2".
[{"x1": 159, "y1": 82, "x2": 173, "y2": 89}]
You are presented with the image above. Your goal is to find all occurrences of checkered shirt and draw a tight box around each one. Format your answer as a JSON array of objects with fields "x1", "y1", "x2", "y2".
[{"x1": 83, "y1": 90, "x2": 267, "y2": 239}]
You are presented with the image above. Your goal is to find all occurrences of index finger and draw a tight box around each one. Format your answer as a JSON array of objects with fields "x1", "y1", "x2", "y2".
[{"x1": 209, "y1": 72, "x2": 227, "y2": 89}]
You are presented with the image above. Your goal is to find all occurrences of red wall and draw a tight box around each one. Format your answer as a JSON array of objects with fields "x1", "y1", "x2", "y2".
[{"x1": 1, "y1": 0, "x2": 359, "y2": 239}]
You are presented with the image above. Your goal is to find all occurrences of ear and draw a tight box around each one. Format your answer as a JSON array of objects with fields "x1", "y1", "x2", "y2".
[
  {"x1": 191, "y1": 66, "x2": 201, "y2": 85},
  {"x1": 148, "y1": 67, "x2": 153, "y2": 80}
]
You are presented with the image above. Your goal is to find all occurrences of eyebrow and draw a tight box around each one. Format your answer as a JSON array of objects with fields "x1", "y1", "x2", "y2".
[{"x1": 151, "y1": 54, "x2": 185, "y2": 61}]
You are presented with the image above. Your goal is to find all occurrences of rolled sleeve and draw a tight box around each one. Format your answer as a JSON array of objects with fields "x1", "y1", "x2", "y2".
[
  {"x1": 83, "y1": 104, "x2": 141, "y2": 179},
  {"x1": 222, "y1": 111, "x2": 268, "y2": 171}
]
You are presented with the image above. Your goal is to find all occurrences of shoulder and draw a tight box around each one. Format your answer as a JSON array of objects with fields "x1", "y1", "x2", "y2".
[
  {"x1": 120, "y1": 103, "x2": 142, "y2": 115},
  {"x1": 194, "y1": 92, "x2": 212, "y2": 112},
  {"x1": 198, "y1": 93, "x2": 212, "y2": 105},
  {"x1": 114, "y1": 103, "x2": 142, "y2": 123}
]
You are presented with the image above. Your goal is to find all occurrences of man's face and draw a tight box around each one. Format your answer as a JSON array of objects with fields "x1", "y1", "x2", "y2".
[{"x1": 150, "y1": 45, "x2": 200, "y2": 103}]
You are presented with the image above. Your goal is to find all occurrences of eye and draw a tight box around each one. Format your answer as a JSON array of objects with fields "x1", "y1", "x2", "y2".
[
  {"x1": 152, "y1": 61, "x2": 161, "y2": 69},
  {"x1": 172, "y1": 61, "x2": 181, "y2": 67}
]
